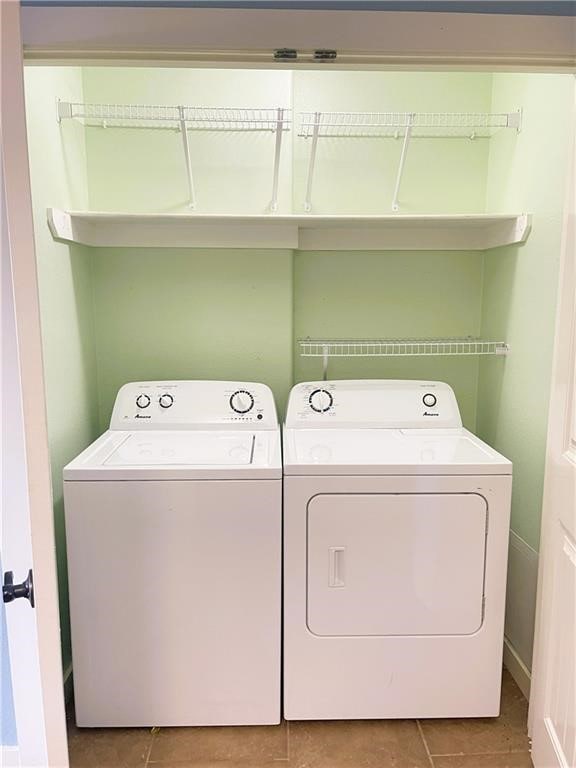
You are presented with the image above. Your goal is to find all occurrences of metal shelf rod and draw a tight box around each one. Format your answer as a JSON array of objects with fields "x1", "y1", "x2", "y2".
[
  {"x1": 304, "y1": 112, "x2": 321, "y2": 214},
  {"x1": 178, "y1": 106, "x2": 196, "y2": 210},
  {"x1": 392, "y1": 113, "x2": 414, "y2": 212},
  {"x1": 270, "y1": 107, "x2": 285, "y2": 213}
]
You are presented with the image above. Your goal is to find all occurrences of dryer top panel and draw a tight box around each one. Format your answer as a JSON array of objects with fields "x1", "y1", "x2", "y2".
[
  {"x1": 283, "y1": 427, "x2": 511, "y2": 475},
  {"x1": 110, "y1": 380, "x2": 278, "y2": 431},
  {"x1": 285, "y1": 380, "x2": 462, "y2": 430}
]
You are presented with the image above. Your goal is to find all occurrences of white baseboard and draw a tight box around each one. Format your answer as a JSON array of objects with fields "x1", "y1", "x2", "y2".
[
  {"x1": 505, "y1": 531, "x2": 539, "y2": 674},
  {"x1": 504, "y1": 635, "x2": 531, "y2": 700},
  {"x1": 0, "y1": 746, "x2": 20, "y2": 767}
]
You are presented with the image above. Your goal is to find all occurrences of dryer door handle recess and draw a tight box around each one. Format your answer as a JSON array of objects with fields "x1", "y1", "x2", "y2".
[{"x1": 329, "y1": 547, "x2": 346, "y2": 588}]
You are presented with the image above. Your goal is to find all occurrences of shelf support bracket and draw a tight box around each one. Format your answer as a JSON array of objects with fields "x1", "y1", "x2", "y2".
[
  {"x1": 269, "y1": 107, "x2": 285, "y2": 213},
  {"x1": 304, "y1": 112, "x2": 322, "y2": 213},
  {"x1": 179, "y1": 106, "x2": 196, "y2": 210},
  {"x1": 392, "y1": 113, "x2": 414, "y2": 212}
]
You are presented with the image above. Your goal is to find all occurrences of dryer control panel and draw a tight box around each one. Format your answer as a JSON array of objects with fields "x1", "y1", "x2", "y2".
[
  {"x1": 110, "y1": 381, "x2": 278, "y2": 430},
  {"x1": 285, "y1": 380, "x2": 462, "y2": 429}
]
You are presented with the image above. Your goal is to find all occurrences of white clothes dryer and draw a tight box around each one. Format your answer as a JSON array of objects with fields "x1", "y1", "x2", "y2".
[
  {"x1": 64, "y1": 381, "x2": 281, "y2": 727},
  {"x1": 283, "y1": 379, "x2": 512, "y2": 720}
]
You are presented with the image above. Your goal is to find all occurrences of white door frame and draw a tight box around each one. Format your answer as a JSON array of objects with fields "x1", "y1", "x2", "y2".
[
  {"x1": 3, "y1": 2, "x2": 574, "y2": 763},
  {"x1": 20, "y1": 5, "x2": 576, "y2": 70},
  {"x1": 1, "y1": 1, "x2": 68, "y2": 765}
]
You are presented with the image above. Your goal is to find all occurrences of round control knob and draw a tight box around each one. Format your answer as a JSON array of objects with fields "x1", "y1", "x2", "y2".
[
  {"x1": 309, "y1": 389, "x2": 333, "y2": 413},
  {"x1": 230, "y1": 390, "x2": 254, "y2": 414},
  {"x1": 159, "y1": 393, "x2": 174, "y2": 409},
  {"x1": 136, "y1": 394, "x2": 150, "y2": 409},
  {"x1": 423, "y1": 393, "x2": 437, "y2": 408}
]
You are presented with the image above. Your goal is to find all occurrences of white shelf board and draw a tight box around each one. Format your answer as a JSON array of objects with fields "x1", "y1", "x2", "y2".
[{"x1": 47, "y1": 209, "x2": 531, "y2": 251}]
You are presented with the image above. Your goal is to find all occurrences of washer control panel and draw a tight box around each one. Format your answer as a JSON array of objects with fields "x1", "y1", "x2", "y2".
[
  {"x1": 111, "y1": 381, "x2": 277, "y2": 430},
  {"x1": 286, "y1": 380, "x2": 462, "y2": 429}
]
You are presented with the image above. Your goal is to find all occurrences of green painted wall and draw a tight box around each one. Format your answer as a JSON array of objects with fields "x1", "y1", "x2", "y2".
[
  {"x1": 478, "y1": 74, "x2": 574, "y2": 552},
  {"x1": 91, "y1": 248, "x2": 293, "y2": 427},
  {"x1": 24, "y1": 67, "x2": 99, "y2": 675},
  {"x1": 292, "y1": 71, "x2": 492, "y2": 215},
  {"x1": 476, "y1": 73, "x2": 574, "y2": 671},
  {"x1": 81, "y1": 68, "x2": 293, "y2": 214},
  {"x1": 294, "y1": 250, "x2": 483, "y2": 428}
]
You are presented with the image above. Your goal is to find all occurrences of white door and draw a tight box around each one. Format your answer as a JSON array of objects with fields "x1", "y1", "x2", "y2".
[
  {"x1": 1, "y1": 1, "x2": 68, "y2": 766},
  {"x1": 529, "y1": 81, "x2": 576, "y2": 768}
]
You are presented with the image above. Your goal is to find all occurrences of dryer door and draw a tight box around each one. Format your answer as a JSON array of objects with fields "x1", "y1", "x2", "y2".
[{"x1": 307, "y1": 493, "x2": 487, "y2": 637}]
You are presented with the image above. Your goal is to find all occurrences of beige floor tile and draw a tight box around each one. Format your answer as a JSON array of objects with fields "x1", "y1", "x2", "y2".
[
  {"x1": 419, "y1": 672, "x2": 529, "y2": 757},
  {"x1": 146, "y1": 763, "x2": 288, "y2": 768},
  {"x1": 432, "y1": 753, "x2": 533, "y2": 768},
  {"x1": 67, "y1": 724, "x2": 154, "y2": 768},
  {"x1": 147, "y1": 723, "x2": 288, "y2": 764},
  {"x1": 287, "y1": 718, "x2": 431, "y2": 767}
]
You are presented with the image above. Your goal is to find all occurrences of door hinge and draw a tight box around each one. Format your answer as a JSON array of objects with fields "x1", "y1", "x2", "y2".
[
  {"x1": 314, "y1": 49, "x2": 337, "y2": 61},
  {"x1": 274, "y1": 48, "x2": 298, "y2": 61},
  {"x1": 3, "y1": 569, "x2": 35, "y2": 608}
]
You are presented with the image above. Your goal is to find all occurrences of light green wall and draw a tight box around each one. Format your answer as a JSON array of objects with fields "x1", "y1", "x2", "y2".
[
  {"x1": 82, "y1": 68, "x2": 292, "y2": 214},
  {"x1": 476, "y1": 73, "x2": 573, "y2": 672},
  {"x1": 292, "y1": 71, "x2": 491, "y2": 215},
  {"x1": 92, "y1": 248, "x2": 293, "y2": 427},
  {"x1": 294, "y1": 250, "x2": 483, "y2": 428},
  {"x1": 477, "y1": 73, "x2": 574, "y2": 551},
  {"x1": 24, "y1": 67, "x2": 99, "y2": 675}
]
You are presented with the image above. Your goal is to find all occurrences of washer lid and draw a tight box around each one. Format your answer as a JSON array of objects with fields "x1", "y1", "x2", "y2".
[
  {"x1": 283, "y1": 427, "x2": 512, "y2": 475},
  {"x1": 105, "y1": 432, "x2": 255, "y2": 467},
  {"x1": 64, "y1": 429, "x2": 281, "y2": 480}
]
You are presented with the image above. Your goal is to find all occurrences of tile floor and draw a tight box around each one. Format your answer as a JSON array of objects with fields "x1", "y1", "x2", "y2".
[{"x1": 67, "y1": 670, "x2": 533, "y2": 768}]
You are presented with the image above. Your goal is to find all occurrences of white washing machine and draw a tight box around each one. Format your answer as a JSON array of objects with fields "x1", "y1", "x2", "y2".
[
  {"x1": 283, "y1": 379, "x2": 512, "y2": 720},
  {"x1": 64, "y1": 380, "x2": 281, "y2": 727}
]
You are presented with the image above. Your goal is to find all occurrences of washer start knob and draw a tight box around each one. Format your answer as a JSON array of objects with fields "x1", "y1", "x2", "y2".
[
  {"x1": 423, "y1": 393, "x2": 437, "y2": 408},
  {"x1": 136, "y1": 394, "x2": 150, "y2": 409},
  {"x1": 230, "y1": 390, "x2": 254, "y2": 414},
  {"x1": 309, "y1": 389, "x2": 333, "y2": 413},
  {"x1": 159, "y1": 393, "x2": 174, "y2": 409}
]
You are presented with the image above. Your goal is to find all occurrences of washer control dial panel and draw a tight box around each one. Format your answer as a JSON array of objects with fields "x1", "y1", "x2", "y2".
[
  {"x1": 111, "y1": 381, "x2": 278, "y2": 430},
  {"x1": 286, "y1": 380, "x2": 462, "y2": 429},
  {"x1": 230, "y1": 390, "x2": 255, "y2": 414}
]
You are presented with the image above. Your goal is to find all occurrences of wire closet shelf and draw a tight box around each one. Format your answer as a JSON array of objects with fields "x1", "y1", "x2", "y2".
[
  {"x1": 298, "y1": 110, "x2": 521, "y2": 139},
  {"x1": 57, "y1": 101, "x2": 291, "y2": 132},
  {"x1": 299, "y1": 338, "x2": 510, "y2": 380},
  {"x1": 299, "y1": 109, "x2": 521, "y2": 212},
  {"x1": 299, "y1": 338, "x2": 510, "y2": 357},
  {"x1": 57, "y1": 101, "x2": 290, "y2": 212}
]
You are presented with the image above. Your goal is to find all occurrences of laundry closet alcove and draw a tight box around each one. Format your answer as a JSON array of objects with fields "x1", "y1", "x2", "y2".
[{"x1": 24, "y1": 64, "x2": 574, "y2": 709}]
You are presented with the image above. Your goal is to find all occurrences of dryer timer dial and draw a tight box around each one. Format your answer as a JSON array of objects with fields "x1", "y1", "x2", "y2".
[{"x1": 309, "y1": 389, "x2": 333, "y2": 413}]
